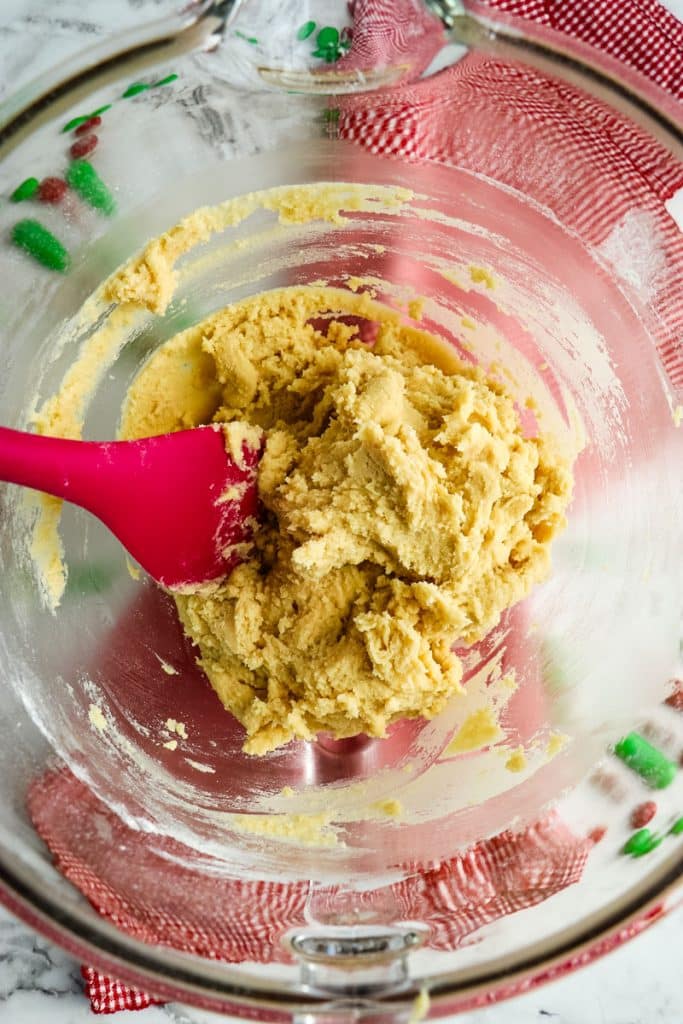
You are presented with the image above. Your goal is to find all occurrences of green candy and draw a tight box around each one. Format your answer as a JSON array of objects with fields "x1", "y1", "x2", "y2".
[
  {"x1": 122, "y1": 82, "x2": 149, "y2": 98},
  {"x1": 11, "y1": 219, "x2": 70, "y2": 272},
  {"x1": 622, "y1": 828, "x2": 663, "y2": 858},
  {"x1": 670, "y1": 816, "x2": 683, "y2": 835},
  {"x1": 11, "y1": 177, "x2": 39, "y2": 202},
  {"x1": 312, "y1": 47, "x2": 339, "y2": 63},
  {"x1": 90, "y1": 104, "x2": 112, "y2": 117},
  {"x1": 66, "y1": 160, "x2": 115, "y2": 214},
  {"x1": 153, "y1": 73, "x2": 179, "y2": 86},
  {"x1": 614, "y1": 733, "x2": 677, "y2": 789},
  {"x1": 316, "y1": 26, "x2": 340, "y2": 48},
  {"x1": 297, "y1": 20, "x2": 316, "y2": 40},
  {"x1": 62, "y1": 114, "x2": 90, "y2": 133}
]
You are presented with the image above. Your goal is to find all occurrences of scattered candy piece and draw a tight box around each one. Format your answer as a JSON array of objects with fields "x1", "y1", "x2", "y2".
[
  {"x1": 622, "y1": 828, "x2": 663, "y2": 858},
  {"x1": 38, "y1": 177, "x2": 68, "y2": 204},
  {"x1": 153, "y1": 72, "x2": 179, "y2": 86},
  {"x1": 75, "y1": 116, "x2": 102, "y2": 135},
  {"x1": 317, "y1": 26, "x2": 340, "y2": 48},
  {"x1": 313, "y1": 25, "x2": 345, "y2": 62},
  {"x1": 10, "y1": 177, "x2": 39, "y2": 202},
  {"x1": 630, "y1": 800, "x2": 657, "y2": 829},
  {"x1": 122, "y1": 82, "x2": 149, "y2": 98},
  {"x1": 62, "y1": 114, "x2": 90, "y2": 133},
  {"x1": 588, "y1": 826, "x2": 607, "y2": 844},
  {"x1": 66, "y1": 160, "x2": 115, "y2": 214},
  {"x1": 670, "y1": 817, "x2": 683, "y2": 835},
  {"x1": 665, "y1": 681, "x2": 683, "y2": 712},
  {"x1": 313, "y1": 46, "x2": 338, "y2": 62},
  {"x1": 70, "y1": 134, "x2": 98, "y2": 159},
  {"x1": 297, "y1": 20, "x2": 316, "y2": 40},
  {"x1": 11, "y1": 219, "x2": 70, "y2": 272},
  {"x1": 234, "y1": 30, "x2": 259, "y2": 44},
  {"x1": 614, "y1": 732, "x2": 677, "y2": 789}
]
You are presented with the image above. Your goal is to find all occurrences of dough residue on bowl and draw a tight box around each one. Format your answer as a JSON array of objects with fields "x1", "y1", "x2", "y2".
[{"x1": 29, "y1": 182, "x2": 574, "y2": 761}]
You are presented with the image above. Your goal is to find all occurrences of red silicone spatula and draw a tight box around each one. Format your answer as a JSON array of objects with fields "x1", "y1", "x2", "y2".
[{"x1": 0, "y1": 424, "x2": 262, "y2": 589}]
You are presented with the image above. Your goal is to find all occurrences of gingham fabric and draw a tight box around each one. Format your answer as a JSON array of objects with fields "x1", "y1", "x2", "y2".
[
  {"x1": 473, "y1": 0, "x2": 683, "y2": 99},
  {"x1": 29, "y1": 768, "x2": 589, "y2": 1014},
  {"x1": 29, "y1": 0, "x2": 683, "y2": 1014},
  {"x1": 81, "y1": 969, "x2": 160, "y2": 1015},
  {"x1": 337, "y1": 1, "x2": 683, "y2": 391},
  {"x1": 339, "y1": 0, "x2": 444, "y2": 79}
]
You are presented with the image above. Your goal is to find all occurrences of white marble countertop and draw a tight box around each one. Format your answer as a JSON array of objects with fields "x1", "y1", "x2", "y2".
[{"x1": 0, "y1": 1, "x2": 682, "y2": 1021}]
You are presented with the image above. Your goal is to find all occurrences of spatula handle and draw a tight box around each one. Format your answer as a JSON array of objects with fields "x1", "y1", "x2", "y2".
[{"x1": 0, "y1": 426, "x2": 103, "y2": 507}]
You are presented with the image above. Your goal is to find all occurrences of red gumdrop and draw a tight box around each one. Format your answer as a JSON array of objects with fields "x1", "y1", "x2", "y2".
[
  {"x1": 38, "y1": 177, "x2": 68, "y2": 203},
  {"x1": 70, "y1": 134, "x2": 98, "y2": 159},
  {"x1": 665, "y1": 681, "x2": 683, "y2": 712},
  {"x1": 588, "y1": 826, "x2": 607, "y2": 844},
  {"x1": 630, "y1": 801, "x2": 657, "y2": 829},
  {"x1": 75, "y1": 116, "x2": 102, "y2": 135}
]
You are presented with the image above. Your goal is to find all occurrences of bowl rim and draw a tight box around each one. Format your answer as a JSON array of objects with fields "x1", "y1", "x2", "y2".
[{"x1": 0, "y1": 834, "x2": 679, "y2": 1017}]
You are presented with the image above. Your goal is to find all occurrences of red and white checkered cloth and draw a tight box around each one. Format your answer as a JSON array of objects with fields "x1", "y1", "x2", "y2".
[
  {"x1": 28, "y1": 0, "x2": 683, "y2": 1014},
  {"x1": 337, "y1": 0, "x2": 683, "y2": 390},
  {"x1": 29, "y1": 768, "x2": 590, "y2": 1014}
]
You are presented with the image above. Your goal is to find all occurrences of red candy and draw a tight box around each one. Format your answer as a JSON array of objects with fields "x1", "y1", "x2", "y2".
[
  {"x1": 70, "y1": 134, "x2": 98, "y2": 159},
  {"x1": 665, "y1": 681, "x2": 683, "y2": 712},
  {"x1": 588, "y1": 826, "x2": 607, "y2": 844},
  {"x1": 75, "y1": 116, "x2": 102, "y2": 135},
  {"x1": 38, "y1": 177, "x2": 68, "y2": 203},
  {"x1": 630, "y1": 801, "x2": 657, "y2": 829}
]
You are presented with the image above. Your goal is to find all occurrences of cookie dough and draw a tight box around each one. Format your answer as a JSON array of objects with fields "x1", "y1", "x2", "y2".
[{"x1": 122, "y1": 285, "x2": 573, "y2": 755}]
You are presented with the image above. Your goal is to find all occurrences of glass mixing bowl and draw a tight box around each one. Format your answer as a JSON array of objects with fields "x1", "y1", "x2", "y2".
[{"x1": 0, "y1": 1, "x2": 681, "y2": 1017}]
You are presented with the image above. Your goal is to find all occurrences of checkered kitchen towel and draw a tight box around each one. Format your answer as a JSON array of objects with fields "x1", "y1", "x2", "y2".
[
  {"x1": 29, "y1": 0, "x2": 683, "y2": 1013},
  {"x1": 29, "y1": 768, "x2": 590, "y2": 1014}
]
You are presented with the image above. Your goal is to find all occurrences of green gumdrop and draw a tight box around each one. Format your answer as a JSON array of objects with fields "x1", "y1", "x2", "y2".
[
  {"x1": 122, "y1": 82, "x2": 149, "y2": 98},
  {"x1": 66, "y1": 160, "x2": 115, "y2": 215},
  {"x1": 316, "y1": 26, "x2": 340, "y2": 48},
  {"x1": 614, "y1": 733, "x2": 677, "y2": 789},
  {"x1": 11, "y1": 177, "x2": 40, "y2": 202},
  {"x1": 62, "y1": 115, "x2": 89, "y2": 133},
  {"x1": 297, "y1": 20, "x2": 316, "y2": 40},
  {"x1": 312, "y1": 45, "x2": 340, "y2": 63},
  {"x1": 11, "y1": 219, "x2": 70, "y2": 272},
  {"x1": 622, "y1": 828, "x2": 662, "y2": 858}
]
